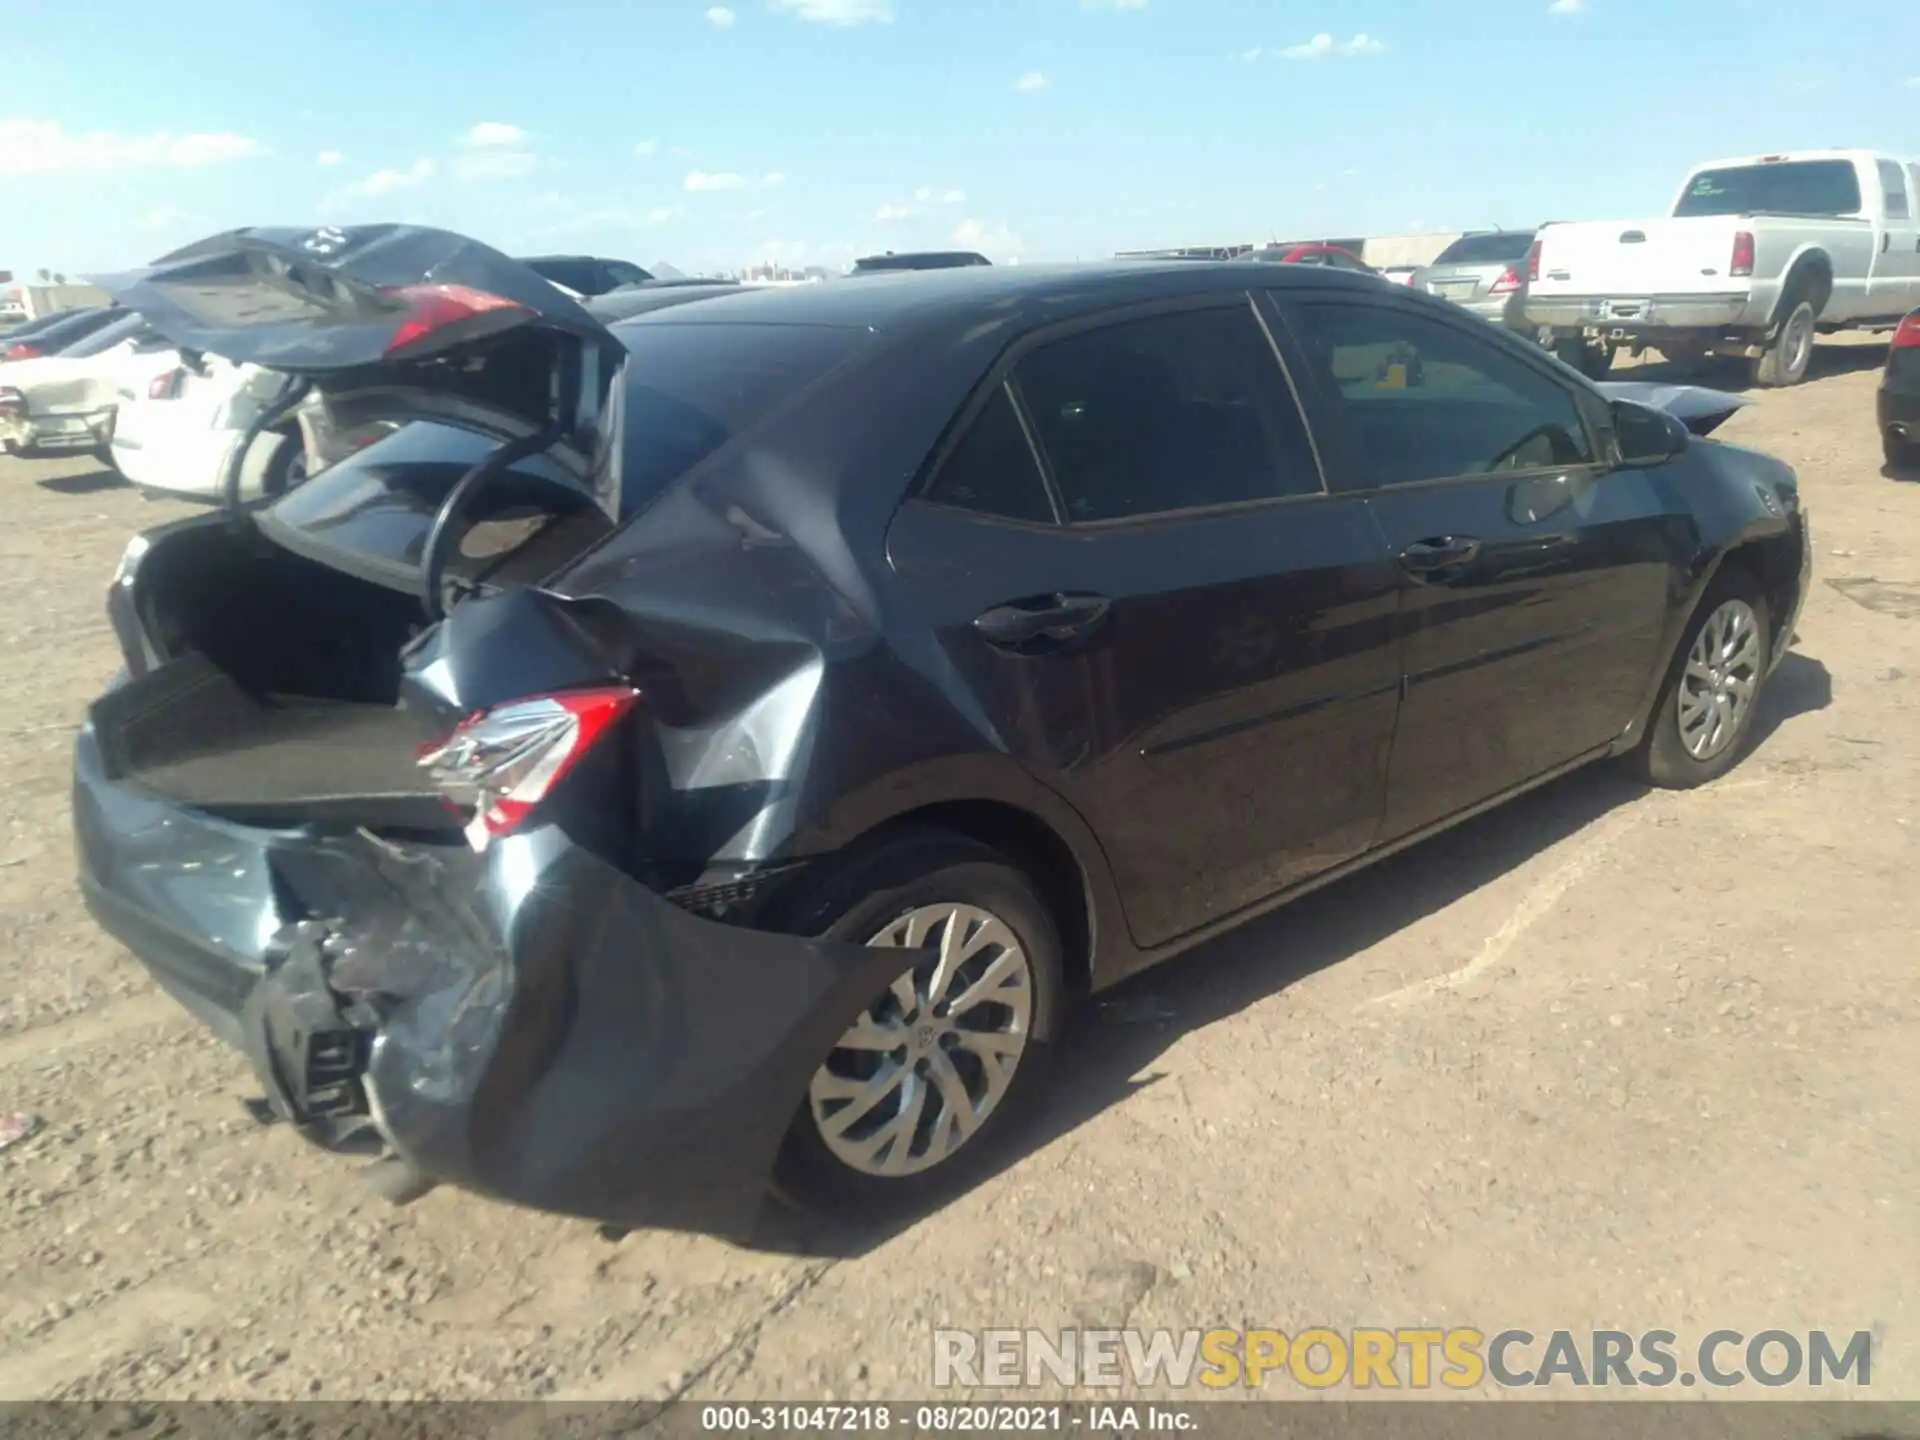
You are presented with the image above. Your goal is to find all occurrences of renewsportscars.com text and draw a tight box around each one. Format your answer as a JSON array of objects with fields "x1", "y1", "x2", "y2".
[{"x1": 933, "y1": 1327, "x2": 1873, "y2": 1391}]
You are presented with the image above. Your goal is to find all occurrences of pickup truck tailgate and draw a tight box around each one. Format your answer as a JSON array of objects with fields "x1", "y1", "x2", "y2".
[{"x1": 1533, "y1": 216, "x2": 1741, "y2": 298}]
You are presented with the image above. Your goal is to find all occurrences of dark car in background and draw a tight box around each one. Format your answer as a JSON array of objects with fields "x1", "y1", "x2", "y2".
[
  {"x1": 75, "y1": 225, "x2": 1808, "y2": 1237},
  {"x1": 3, "y1": 305, "x2": 121, "y2": 360},
  {"x1": 1880, "y1": 308, "x2": 1920, "y2": 473},
  {"x1": 1418, "y1": 229, "x2": 1539, "y2": 335},
  {"x1": 584, "y1": 279, "x2": 743, "y2": 324},
  {"x1": 518, "y1": 254, "x2": 654, "y2": 297},
  {"x1": 852, "y1": 250, "x2": 991, "y2": 274}
]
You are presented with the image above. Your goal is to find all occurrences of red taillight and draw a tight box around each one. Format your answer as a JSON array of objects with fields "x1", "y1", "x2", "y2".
[
  {"x1": 5, "y1": 343, "x2": 41, "y2": 360},
  {"x1": 1893, "y1": 312, "x2": 1920, "y2": 350},
  {"x1": 147, "y1": 367, "x2": 185, "y2": 400},
  {"x1": 417, "y1": 686, "x2": 640, "y2": 851},
  {"x1": 1525, "y1": 238, "x2": 1543, "y2": 283},
  {"x1": 1730, "y1": 230, "x2": 1756, "y2": 279},
  {"x1": 381, "y1": 283, "x2": 530, "y2": 359},
  {"x1": 1488, "y1": 265, "x2": 1523, "y2": 295}
]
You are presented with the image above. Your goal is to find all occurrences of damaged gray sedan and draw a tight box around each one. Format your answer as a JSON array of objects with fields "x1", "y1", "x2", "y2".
[{"x1": 74, "y1": 225, "x2": 1809, "y2": 1234}]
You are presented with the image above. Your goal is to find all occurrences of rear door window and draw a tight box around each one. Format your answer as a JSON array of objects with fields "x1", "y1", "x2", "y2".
[
  {"x1": 1878, "y1": 160, "x2": 1911, "y2": 220},
  {"x1": 1011, "y1": 303, "x2": 1323, "y2": 522}
]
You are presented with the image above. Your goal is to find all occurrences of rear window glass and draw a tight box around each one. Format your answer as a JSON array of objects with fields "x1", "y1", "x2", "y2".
[
  {"x1": 608, "y1": 320, "x2": 871, "y2": 509},
  {"x1": 1674, "y1": 160, "x2": 1863, "y2": 218},
  {"x1": 1432, "y1": 232, "x2": 1535, "y2": 265}
]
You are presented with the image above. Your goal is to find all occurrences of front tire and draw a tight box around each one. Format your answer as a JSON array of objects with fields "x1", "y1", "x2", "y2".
[
  {"x1": 772, "y1": 830, "x2": 1065, "y2": 1218},
  {"x1": 1626, "y1": 570, "x2": 1772, "y2": 789}
]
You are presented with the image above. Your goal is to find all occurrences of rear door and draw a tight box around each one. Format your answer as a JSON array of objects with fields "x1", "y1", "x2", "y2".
[
  {"x1": 886, "y1": 295, "x2": 1402, "y2": 951},
  {"x1": 1871, "y1": 159, "x2": 1920, "y2": 316},
  {"x1": 1268, "y1": 286, "x2": 1681, "y2": 840}
]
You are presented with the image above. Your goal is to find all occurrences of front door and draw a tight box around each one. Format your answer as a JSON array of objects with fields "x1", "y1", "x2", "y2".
[
  {"x1": 1268, "y1": 288, "x2": 1680, "y2": 840},
  {"x1": 887, "y1": 297, "x2": 1402, "y2": 950}
]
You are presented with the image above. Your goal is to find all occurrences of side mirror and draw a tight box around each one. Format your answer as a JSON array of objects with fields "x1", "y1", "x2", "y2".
[{"x1": 1611, "y1": 398, "x2": 1688, "y2": 467}]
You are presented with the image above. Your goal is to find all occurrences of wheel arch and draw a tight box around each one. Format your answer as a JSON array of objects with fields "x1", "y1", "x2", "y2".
[{"x1": 1773, "y1": 248, "x2": 1834, "y2": 327}]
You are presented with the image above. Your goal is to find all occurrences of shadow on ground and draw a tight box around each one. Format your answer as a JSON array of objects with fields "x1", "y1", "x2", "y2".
[
  {"x1": 752, "y1": 650, "x2": 1831, "y2": 1257},
  {"x1": 1630, "y1": 341, "x2": 1887, "y2": 394},
  {"x1": 34, "y1": 468, "x2": 124, "y2": 495}
]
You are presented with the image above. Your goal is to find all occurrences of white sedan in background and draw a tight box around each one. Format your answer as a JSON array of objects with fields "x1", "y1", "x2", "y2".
[
  {"x1": 110, "y1": 351, "x2": 309, "y2": 501},
  {"x1": 0, "y1": 313, "x2": 160, "y2": 460}
]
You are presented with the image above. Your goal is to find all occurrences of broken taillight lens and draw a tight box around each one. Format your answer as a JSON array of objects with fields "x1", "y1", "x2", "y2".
[
  {"x1": 1893, "y1": 312, "x2": 1920, "y2": 350},
  {"x1": 5, "y1": 343, "x2": 41, "y2": 361},
  {"x1": 1488, "y1": 265, "x2": 1523, "y2": 295},
  {"x1": 381, "y1": 283, "x2": 531, "y2": 360},
  {"x1": 417, "y1": 687, "x2": 639, "y2": 851},
  {"x1": 148, "y1": 367, "x2": 185, "y2": 400}
]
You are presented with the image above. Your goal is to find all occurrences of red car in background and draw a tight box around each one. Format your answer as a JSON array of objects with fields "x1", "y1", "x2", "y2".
[{"x1": 1244, "y1": 242, "x2": 1378, "y2": 274}]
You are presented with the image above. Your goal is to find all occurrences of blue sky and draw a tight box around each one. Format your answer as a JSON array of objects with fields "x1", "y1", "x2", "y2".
[{"x1": 1, "y1": 0, "x2": 1915, "y2": 278}]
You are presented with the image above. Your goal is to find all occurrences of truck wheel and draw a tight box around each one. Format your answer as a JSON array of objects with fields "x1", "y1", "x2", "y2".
[
  {"x1": 1753, "y1": 300, "x2": 1817, "y2": 388},
  {"x1": 1553, "y1": 337, "x2": 1613, "y2": 380}
]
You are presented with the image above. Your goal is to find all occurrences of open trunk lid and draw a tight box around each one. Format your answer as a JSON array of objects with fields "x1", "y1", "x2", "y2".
[{"x1": 85, "y1": 225, "x2": 637, "y2": 831}]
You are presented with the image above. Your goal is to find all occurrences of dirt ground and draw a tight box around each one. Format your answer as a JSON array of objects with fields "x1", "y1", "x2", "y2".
[{"x1": 0, "y1": 341, "x2": 1915, "y2": 1405}]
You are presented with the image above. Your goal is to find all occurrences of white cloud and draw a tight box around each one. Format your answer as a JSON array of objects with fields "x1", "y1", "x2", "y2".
[
  {"x1": 454, "y1": 149, "x2": 537, "y2": 181},
  {"x1": 767, "y1": 0, "x2": 892, "y2": 24},
  {"x1": 882, "y1": 185, "x2": 966, "y2": 221},
  {"x1": 1279, "y1": 32, "x2": 1385, "y2": 58},
  {"x1": 647, "y1": 206, "x2": 686, "y2": 225},
  {"x1": 635, "y1": 138, "x2": 660, "y2": 156},
  {"x1": 462, "y1": 121, "x2": 528, "y2": 148},
  {"x1": 1015, "y1": 70, "x2": 1050, "y2": 92},
  {"x1": 453, "y1": 121, "x2": 535, "y2": 181},
  {"x1": 940, "y1": 187, "x2": 965, "y2": 204},
  {"x1": 953, "y1": 216, "x2": 1020, "y2": 257},
  {"x1": 761, "y1": 170, "x2": 786, "y2": 187},
  {"x1": 1548, "y1": 0, "x2": 1585, "y2": 11},
  {"x1": 1081, "y1": 0, "x2": 1147, "y2": 7},
  {"x1": 0, "y1": 119, "x2": 263, "y2": 174},
  {"x1": 340, "y1": 158, "x2": 434, "y2": 200},
  {"x1": 140, "y1": 204, "x2": 194, "y2": 231},
  {"x1": 707, "y1": 5, "x2": 737, "y2": 23},
  {"x1": 1239, "y1": 47, "x2": 1265, "y2": 60},
  {"x1": 875, "y1": 201, "x2": 916, "y2": 221},
  {"x1": 317, "y1": 149, "x2": 344, "y2": 167},
  {"x1": 1904, "y1": 75, "x2": 1920, "y2": 87},
  {"x1": 686, "y1": 170, "x2": 746, "y2": 191}
]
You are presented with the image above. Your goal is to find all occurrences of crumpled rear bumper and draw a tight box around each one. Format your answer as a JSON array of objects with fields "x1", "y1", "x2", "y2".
[{"x1": 72, "y1": 720, "x2": 900, "y2": 1236}]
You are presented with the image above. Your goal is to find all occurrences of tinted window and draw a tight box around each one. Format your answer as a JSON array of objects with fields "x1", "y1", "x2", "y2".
[
  {"x1": 603, "y1": 261, "x2": 653, "y2": 288},
  {"x1": 1013, "y1": 304, "x2": 1321, "y2": 522},
  {"x1": 611, "y1": 321, "x2": 871, "y2": 508},
  {"x1": 923, "y1": 385, "x2": 1055, "y2": 523},
  {"x1": 531, "y1": 259, "x2": 598, "y2": 294},
  {"x1": 1674, "y1": 160, "x2": 1862, "y2": 218},
  {"x1": 1292, "y1": 300, "x2": 1594, "y2": 487},
  {"x1": 1432, "y1": 232, "x2": 1536, "y2": 265},
  {"x1": 1878, "y1": 160, "x2": 1910, "y2": 221}
]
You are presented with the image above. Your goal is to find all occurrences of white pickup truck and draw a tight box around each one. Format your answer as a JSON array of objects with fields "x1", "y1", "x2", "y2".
[{"x1": 1526, "y1": 149, "x2": 1920, "y2": 386}]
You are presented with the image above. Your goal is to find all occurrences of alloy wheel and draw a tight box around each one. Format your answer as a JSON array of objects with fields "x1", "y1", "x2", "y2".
[
  {"x1": 807, "y1": 903, "x2": 1035, "y2": 1178},
  {"x1": 1677, "y1": 598, "x2": 1762, "y2": 762}
]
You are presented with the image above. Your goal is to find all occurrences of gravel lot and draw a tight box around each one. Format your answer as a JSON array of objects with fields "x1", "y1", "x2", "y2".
[{"x1": 1, "y1": 341, "x2": 1915, "y2": 1404}]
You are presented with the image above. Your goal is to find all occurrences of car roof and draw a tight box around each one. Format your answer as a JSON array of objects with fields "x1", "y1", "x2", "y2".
[{"x1": 611, "y1": 259, "x2": 1384, "y2": 338}]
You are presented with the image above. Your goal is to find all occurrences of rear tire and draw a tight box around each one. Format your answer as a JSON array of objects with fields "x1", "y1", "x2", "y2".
[
  {"x1": 771, "y1": 829, "x2": 1065, "y2": 1220},
  {"x1": 261, "y1": 432, "x2": 309, "y2": 497},
  {"x1": 1553, "y1": 336, "x2": 1613, "y2": 380},
  {"x1": 1625, "y1": 569, "x2": 1772, "y2": 789},
  {"x1": 1887, "y1": 430, "x2": 1920, "y2": 474},
  {"x1": 1753, "y1": 299, "x2": 1817, "y2": 388}
]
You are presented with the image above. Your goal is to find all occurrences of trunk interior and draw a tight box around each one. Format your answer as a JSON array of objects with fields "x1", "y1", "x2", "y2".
[{"x1": 95, "y1": 445, "x2": 618, "y2": 830}]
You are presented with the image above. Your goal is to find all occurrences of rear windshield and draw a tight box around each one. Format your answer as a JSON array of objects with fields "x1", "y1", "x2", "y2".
[
  {"x1": 258, "y1": 321, "x2": 870, "y2": 586},
  {"x1": 1432, "y1": 232, "x2": 1535, "y2": 265},
  {"x1": 1674, "y1": 160, "x2": 1863, "y2": 218},
  {"x1": 19, "y1": 308, "x2": 114, "y2": 351}
]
